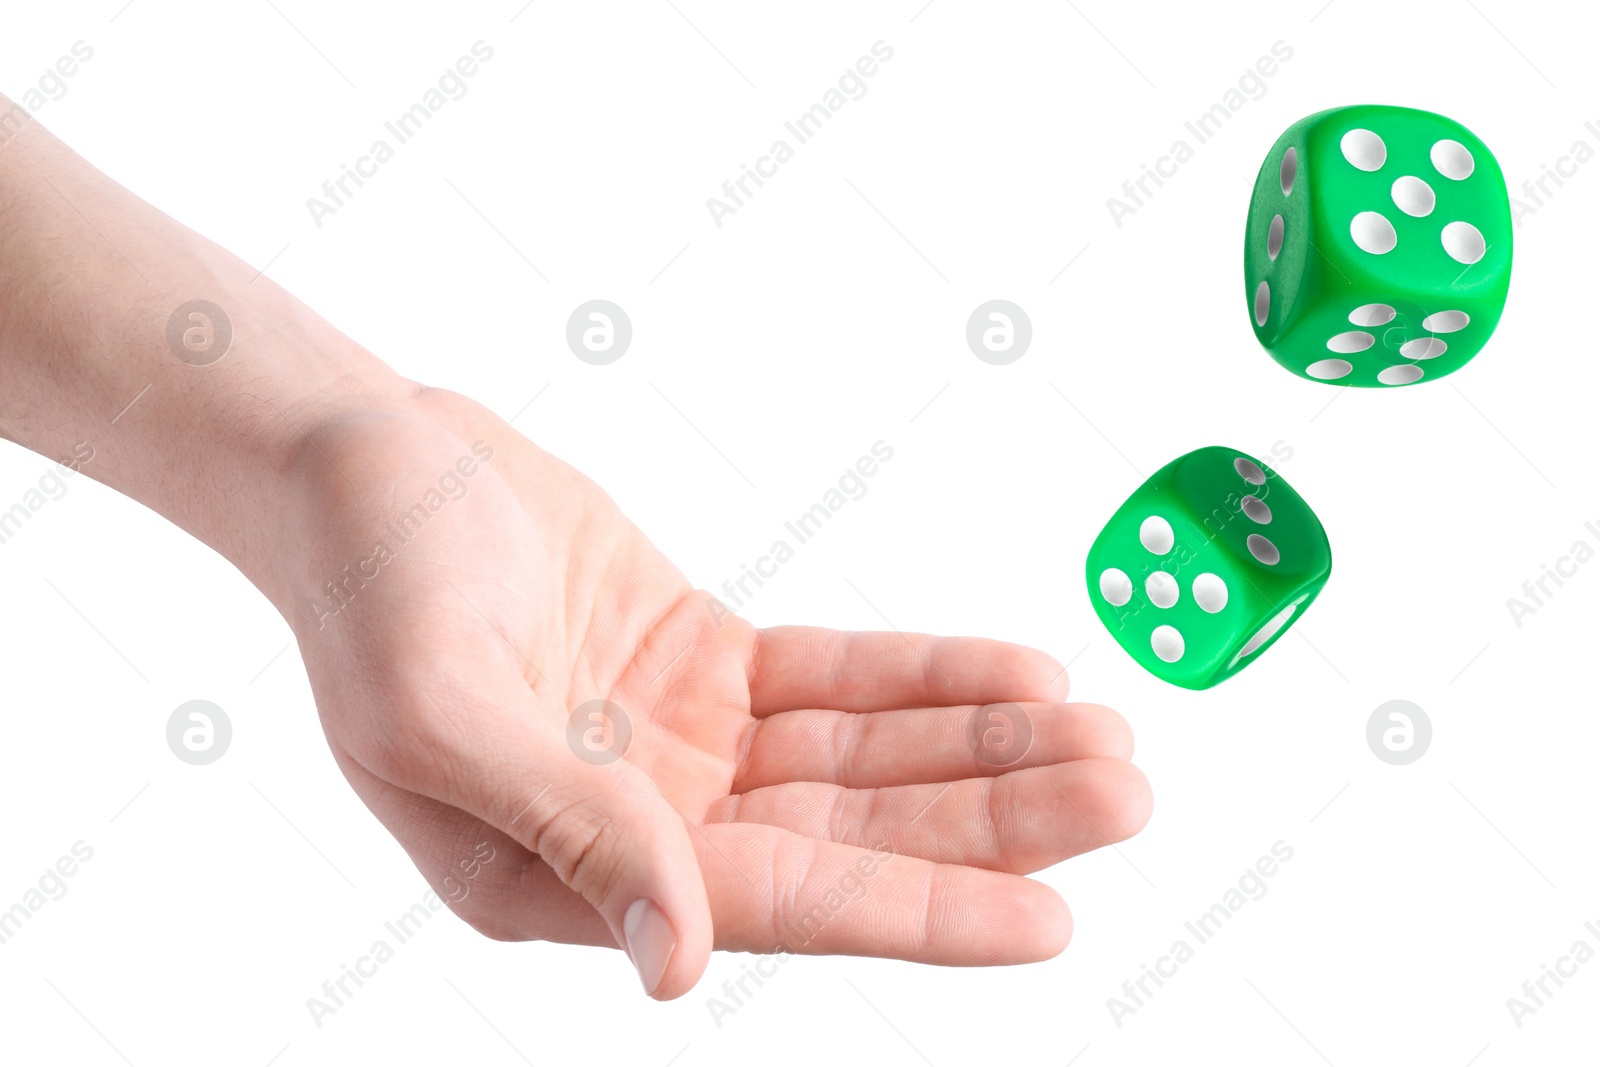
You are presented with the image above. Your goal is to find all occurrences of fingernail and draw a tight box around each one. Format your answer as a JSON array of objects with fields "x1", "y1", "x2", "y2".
[{"x1": 623, "y1": 898, "x2": 676, "y2": 997}]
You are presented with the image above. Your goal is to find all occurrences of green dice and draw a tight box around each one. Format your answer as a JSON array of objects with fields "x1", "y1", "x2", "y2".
[
  {"x1": 1086, "y1": 447, "x2": 1331, "y2": 689},
  {"x1": 1245, "y1": 105, "x2": 1511, "y2": 387}
]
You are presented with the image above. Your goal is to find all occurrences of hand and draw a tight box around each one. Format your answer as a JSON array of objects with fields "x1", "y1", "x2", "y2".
[
  {"x1": 0, "y1": 99, "x2": 1151, "y2": 1002},
  {"x1": 262, "y1": 386, "x2": 1153, "y2": 1000}
]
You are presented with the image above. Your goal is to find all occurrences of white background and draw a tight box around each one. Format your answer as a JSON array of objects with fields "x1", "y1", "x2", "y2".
[{"x1": 1, "y1": 1, "x2": 1595, "y2": 1063}]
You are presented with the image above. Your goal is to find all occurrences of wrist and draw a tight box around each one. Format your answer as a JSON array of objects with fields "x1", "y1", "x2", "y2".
[
  {"x1": 156, "y1": 285, "x2": 424, "y2": 602},
  {"x1": 0, "y1": 113, "x2": 420, "y2": 585},
  {"x1": 241, "y1": 384, "x2": 505, "y2": 633},
  {"x1": 85, "y1": 262, "x2": 422, "y2": 587}
]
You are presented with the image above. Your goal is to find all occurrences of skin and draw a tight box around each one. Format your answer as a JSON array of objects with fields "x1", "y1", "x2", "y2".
[{"x1": 0, "y1": 96, "x2": 1152, "y2": 1000}]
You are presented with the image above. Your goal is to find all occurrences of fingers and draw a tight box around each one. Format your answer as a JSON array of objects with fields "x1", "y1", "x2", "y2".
[
  {"x1": 337, "y1": 753, "x2": 1082, "y2": 967},
  {"x1": 340, "y1": 658, "x2": 714, "y2": 1001},
  {"x1": 748, "y1": 627, "x2": 1070, "y2": 717},
  {"x1": 734, "y1": 701, "x2": 1133, "y2": 792},
  {"x1": 696, "y1": 821, "x2": 1072, "y2": 964},
  {"x1": 708, "y1": 757, "x2": 1152, "y2": 874}
]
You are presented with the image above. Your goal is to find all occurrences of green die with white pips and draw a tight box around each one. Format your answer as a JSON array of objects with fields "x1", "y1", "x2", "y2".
[
  {"x1": 1086, "y1": 446, "x2": 1332, "y2": 690},
  {"x1": 1245, "y1": 105, "x2": 1512, "y2": 387}
]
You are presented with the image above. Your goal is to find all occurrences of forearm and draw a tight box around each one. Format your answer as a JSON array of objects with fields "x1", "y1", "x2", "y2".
[{"x1": 0, "y1": 96, "x2": 413, "y2": 580}]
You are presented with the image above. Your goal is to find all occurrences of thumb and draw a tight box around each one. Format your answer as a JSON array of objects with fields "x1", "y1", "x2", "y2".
[
  {"x1": 528, "y1": 694, "x2": 712, "y2": 999},
  {"x1": 370, "y1": 675, "x2": 712, "y2": 999}
]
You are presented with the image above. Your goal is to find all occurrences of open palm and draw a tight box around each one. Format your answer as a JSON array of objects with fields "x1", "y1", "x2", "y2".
[{"x1": 275, "y1": 386, "x2": 1151, "y2": 1000}]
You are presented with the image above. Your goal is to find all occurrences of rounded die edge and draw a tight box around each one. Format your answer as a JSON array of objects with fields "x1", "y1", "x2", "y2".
[{"x1": 1216, "y1": 579, "x2": 1331, "y2": 680}]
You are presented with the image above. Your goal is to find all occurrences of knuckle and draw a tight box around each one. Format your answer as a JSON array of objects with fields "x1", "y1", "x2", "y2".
[{"x1": 532, "y1": 803, "x2": 625, "y2": 900}]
